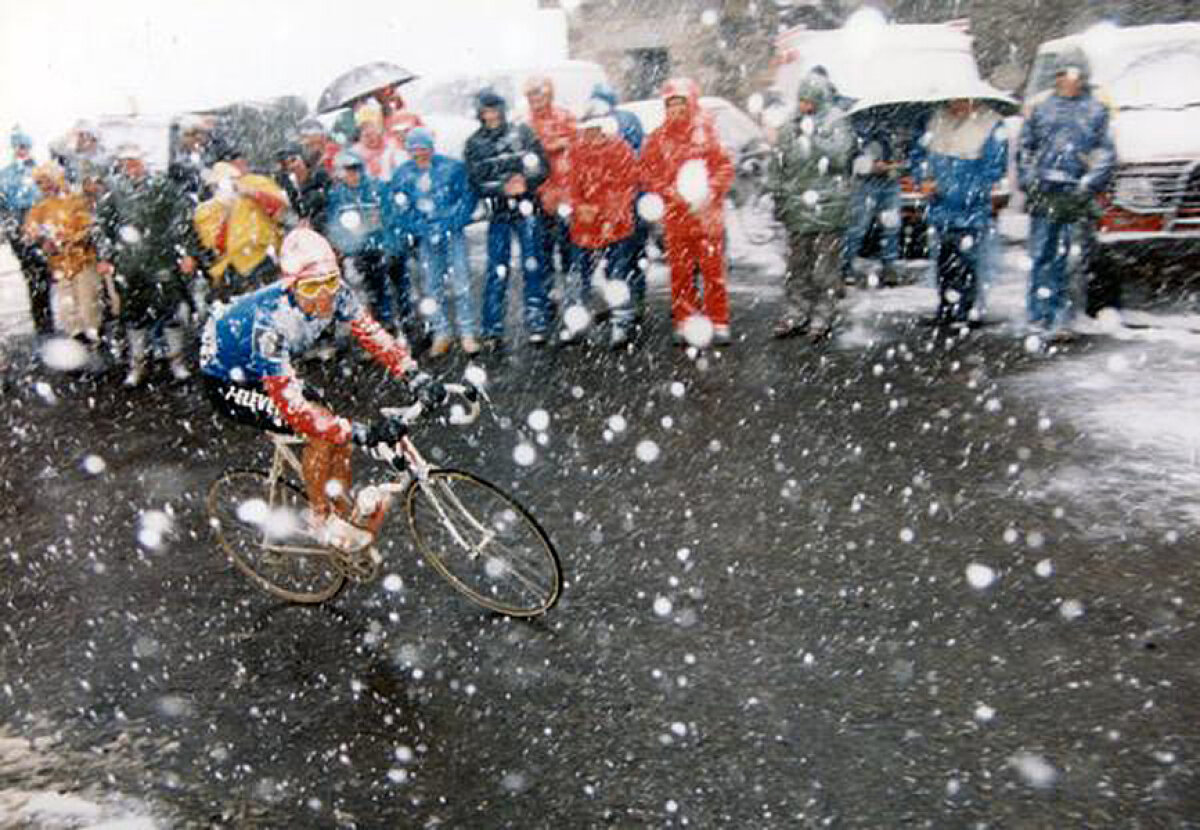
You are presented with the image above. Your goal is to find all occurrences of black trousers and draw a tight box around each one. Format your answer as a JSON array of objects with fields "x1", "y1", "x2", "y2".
[
  {"x1": 8, "y1": 234, "x2": 53, "y2": 334},
  {"x1": 936, "y1": 229, "x2": 979, "y2": 323}
]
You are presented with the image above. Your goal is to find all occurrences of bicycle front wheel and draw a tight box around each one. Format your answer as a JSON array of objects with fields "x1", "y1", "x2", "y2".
[
  {"x1": 405, "y1": 469, "x2": 562, "y2": 617},
  {"x1": 207, "y1": 469, "x2": 345, "y2": 604}
]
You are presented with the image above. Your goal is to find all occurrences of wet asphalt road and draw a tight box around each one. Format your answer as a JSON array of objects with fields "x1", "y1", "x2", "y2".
[{"x1": 0, "y1": 262, "x2": 1197, "y2": 828}]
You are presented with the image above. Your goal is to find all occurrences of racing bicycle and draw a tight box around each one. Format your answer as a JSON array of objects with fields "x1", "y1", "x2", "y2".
[{"x1": 206, "y1": 382, "x2": 562, "y2": 617}]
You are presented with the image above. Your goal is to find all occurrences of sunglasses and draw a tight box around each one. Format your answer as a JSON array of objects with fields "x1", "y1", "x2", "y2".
[{"x1": 294, "y1": 272, "x2": 340, "y2": 299}]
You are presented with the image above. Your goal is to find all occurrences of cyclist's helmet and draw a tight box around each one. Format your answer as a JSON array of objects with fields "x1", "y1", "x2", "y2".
[{"x1": 280, "y1": 228, "x2": 339, "y2": 288}]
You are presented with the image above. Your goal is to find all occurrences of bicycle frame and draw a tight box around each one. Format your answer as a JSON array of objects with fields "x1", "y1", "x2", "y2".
[{"x1": 260, "y1": 431, "x2": 428, "y2": 537}]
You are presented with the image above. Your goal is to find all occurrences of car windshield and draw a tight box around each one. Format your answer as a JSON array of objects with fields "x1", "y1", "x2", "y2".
[{"x1": 1104, "y1": 43, "x2": 1200, "y2": 109}]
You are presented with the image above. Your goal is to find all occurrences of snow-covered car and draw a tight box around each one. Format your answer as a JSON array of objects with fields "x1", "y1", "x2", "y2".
[
  {"x1": 405, "y1": 59, "x2": 609, "y2": 160},
  {"x1": 1025, "y1": 23, "x2": 1200, "y2": 286}
]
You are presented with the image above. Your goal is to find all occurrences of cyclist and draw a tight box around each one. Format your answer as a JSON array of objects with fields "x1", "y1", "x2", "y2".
[{"x1": 199, "y1": 227, "x2": 441, "y2": 552}]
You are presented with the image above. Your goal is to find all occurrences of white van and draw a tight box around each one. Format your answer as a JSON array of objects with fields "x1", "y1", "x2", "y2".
[{"x1": 1025, "y1": 24, "x2": 1200, "y2": 275}]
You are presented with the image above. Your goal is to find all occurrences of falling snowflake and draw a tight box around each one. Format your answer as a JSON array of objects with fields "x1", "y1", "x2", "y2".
[
  {"x1": 1009, "y1": 752, "x2": 1058, "y2": 789},
  {"x1": 40, "y1": 337, "x2": 90, "y2": 372},
  {"x1": 82, "y1": 454, "x2": 106, "y2": 475},
  {"x1": 635, "y1": 440, "x2": 661, "y2": 462},
  {"x1": 966, "y1": 563, "x2": 996, "y2": 589},
  {"x1": 563, "y1": 304, "x2": 591, "y2": 334},
  {"x1": 679, "y1": 315, "x2": 714, "y2": 348},
  {"x1": 513, "y1": 442, "x2": 537, "y2": 466},
  {"x1": 637, "y1": 193, "x2": 665, "y2": 222},
  {"x1": 527, "y1": 409, "x2": 550, "y2": 432},
  {"x1": 676, "y1": 159, "x2": 710, "y2": 207}
]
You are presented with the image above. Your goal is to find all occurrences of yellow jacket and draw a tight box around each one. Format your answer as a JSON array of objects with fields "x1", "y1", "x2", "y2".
[{"x1": 194, "y1": 174, "x2": 288, "y2": 283}]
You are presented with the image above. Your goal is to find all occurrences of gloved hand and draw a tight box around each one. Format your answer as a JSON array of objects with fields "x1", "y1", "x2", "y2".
[
  {"x1": 408, "y1": 371, "x2": 447, "y2": 409},
  {"x1": 351, "y1": 417, "x2": 406, "y2": 448}
]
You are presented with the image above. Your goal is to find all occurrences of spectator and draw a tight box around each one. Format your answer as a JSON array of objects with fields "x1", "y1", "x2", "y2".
[
  {"x1": 297, "y1": 119, "x2": 340, "y2": 176},
  {"x1": 912, "y1": 97, "x2": 1009, "y2": 329},
  {"x1": 0, "y1": 128, "x2": 52, "y2": 335},
  {"x1": 524, "y1": 76, "x2": 577, "y2": 298},
  {"x1": 325, "y1": 151, "x2": 395, "y2": 334},
  {"x1": 55, "y1": 120, "x2": 110, "y2": 187},
  {"x1": 170, "y1": 114, "x2": 222, "y2": 197},
  {"x1": 843, "y1": 111, "x2": 903, "y2": 285},
  {"x1": 464, "y1": 89, "x2": 552, "y2": 350},
  {"x1": 587, "y1": 83, "x2": 648, "y2": 324},
  {"x1": 640, "y1": 77, "x2": 735, "y2": 345},
  {"x1": 1018, "y1": 49, "x2": 1115, "y2": 341},
  {"x1": 193, "y1": 160, "x2": 289, "y2": 302},
  {"x1": 22, "y1": 162, "x2": 106, "y2": 351},
  {"x1": 276, "y1": 142, "x2": 329, "y2": 233},
  {"x1": 96, "y1": 143, "x2": 196, "y2": 385},
  {"x1": 563, "y1": 113, "x2": 639, "y2": 348},
  {"x1": 352, "y1": 102, "x2": 406, "y2": 182},
  {"x1": 767, "y1": 71, "x2": 854, "y2": 341},
  {"x1": 388, "y1": 128, "x2": 480, "y2": 357}
]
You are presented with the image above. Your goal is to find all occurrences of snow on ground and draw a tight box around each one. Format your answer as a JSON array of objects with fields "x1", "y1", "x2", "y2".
[
  {"x1": 0, "y1": 731, "x2": 162, "y2": 829},
  {"x1": 837, "y1": 235, "x2": 1200, "y2": 538}
]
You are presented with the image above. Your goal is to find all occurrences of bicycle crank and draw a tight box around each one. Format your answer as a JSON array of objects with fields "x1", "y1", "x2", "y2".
[{"x1": 332, "y1": 546, "x2": 382, "y2": 582}]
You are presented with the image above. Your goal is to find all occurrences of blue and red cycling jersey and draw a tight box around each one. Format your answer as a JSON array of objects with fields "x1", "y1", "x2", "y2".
[{"x1": 200, "y1": 281, "x2": 413, "y2": 443}]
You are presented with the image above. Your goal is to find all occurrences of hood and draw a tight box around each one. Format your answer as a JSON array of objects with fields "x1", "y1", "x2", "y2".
[
  {"x1": 1111, "y1": 106, "x2": 1200, "y2": 162},
  {"x1": 476, "y1": 89, "x2": 509, "y2": 125},
  {"x1": 794, "y1": 71, "x2": 837, "y2": 112},
  {"x1": 661, "y1": 77, "x2": 700, "y2": 120}
]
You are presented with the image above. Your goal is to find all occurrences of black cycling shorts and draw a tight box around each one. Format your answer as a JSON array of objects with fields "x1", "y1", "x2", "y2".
[{"x1": 202, "y1": 374, "x2": 326, "y2": 435}]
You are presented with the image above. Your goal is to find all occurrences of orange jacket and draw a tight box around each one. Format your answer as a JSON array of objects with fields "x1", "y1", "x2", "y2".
[
  {"x1": 528, "y1": 97, "x2": 577, "y2": 215},
  {"x1": 567, "y1": 133, "x2": 637, "y2": 249},
  {"x1": 23, "y1": 193, "x2": 96, "y2": 278},
  {"x1": 639, "y1": 78, "x2": 734, "y2": 232}
]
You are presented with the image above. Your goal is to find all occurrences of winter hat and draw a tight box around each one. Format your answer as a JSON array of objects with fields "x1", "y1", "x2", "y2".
[
  {"x1": 795, "y1": 70, "x2": 835, "y2": 108},
  {"x1": 476, "y1": 89, "x2": 507, "y2": 114},
  {"x1": 280, "y1": 228, "x2": 338, "y2": 284},
  {"x1": 275, "y1": 141, "x2": 305, "y2": 161},
  {"x1": 404, "y1": 127, "x2": 435, "y2": 153},
  {"x1": 1054, "y1": 48, "x2": 1091, "y2": 81},
  {"x1": 297, "y1": 118, "x2": 327, "y2": 137},
  {"x1": 354, "y1": 101, "x2": 384, "y2": 129},
  {"x1": 10, "y1": 128, "x2": 32, "y2": 150},
  {"x1": 334, "y1": 150, "x2": 364, "y2": 170}
]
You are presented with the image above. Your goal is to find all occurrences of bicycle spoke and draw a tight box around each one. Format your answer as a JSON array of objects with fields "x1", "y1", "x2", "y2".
[{"x1": 407, "y1": 470, "x2": 561, "y2": 616}]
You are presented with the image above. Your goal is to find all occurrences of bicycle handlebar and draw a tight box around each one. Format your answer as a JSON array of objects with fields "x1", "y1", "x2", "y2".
[{"x1": 380, "y1": 382, "x2": 482, "y2": 428}]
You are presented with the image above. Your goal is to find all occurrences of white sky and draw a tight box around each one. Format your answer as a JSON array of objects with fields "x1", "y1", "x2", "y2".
[{"x1": 0, "y1": 0, "x2": 564, "y2": 152}]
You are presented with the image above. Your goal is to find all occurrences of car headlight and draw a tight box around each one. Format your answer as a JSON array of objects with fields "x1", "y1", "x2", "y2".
[{"x1": 1112, "y1": 176, "x2": 1159, "y2": 211}]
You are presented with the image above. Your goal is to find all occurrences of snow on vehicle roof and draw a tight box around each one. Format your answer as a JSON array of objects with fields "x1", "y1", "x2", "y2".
[
  {"x1": 771, "y1": 23, "x2": 982, "y2": 104},
  {"x1": 1035, "y1": 22, "x2": 1200, "y2": 89}
]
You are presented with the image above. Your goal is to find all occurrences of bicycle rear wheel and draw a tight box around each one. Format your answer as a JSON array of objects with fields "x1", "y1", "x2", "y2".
[
  {"x1": 207, "y1": 469, "x2": 345, "y2": 604},
  {"x1": 405, "y1": 469, "x2": 562, "y2": 617}
]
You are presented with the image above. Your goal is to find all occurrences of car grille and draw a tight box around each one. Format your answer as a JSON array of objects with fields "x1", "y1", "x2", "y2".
[{"x1": 1112, "y1": 161, "x2": 1200, "y2": 228}]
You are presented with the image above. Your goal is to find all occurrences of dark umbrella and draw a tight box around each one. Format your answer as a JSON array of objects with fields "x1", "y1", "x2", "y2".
[{"x1": 316, "y1": 62, "x2": 419, "y2": 114}]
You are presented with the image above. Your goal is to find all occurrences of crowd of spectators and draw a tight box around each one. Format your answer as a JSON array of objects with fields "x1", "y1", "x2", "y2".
[{"x1": 0, "y1": 53, "x2": 1117, "y2": 387}]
